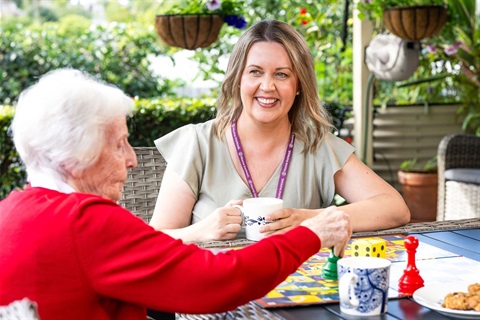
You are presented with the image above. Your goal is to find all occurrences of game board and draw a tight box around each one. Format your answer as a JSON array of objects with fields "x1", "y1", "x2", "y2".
[{"x1": 254, "y1": 234, "x2": 480, "y2": 309}]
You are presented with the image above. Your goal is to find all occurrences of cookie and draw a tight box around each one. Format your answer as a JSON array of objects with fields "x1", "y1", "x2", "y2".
[
  {"x1": 442, "y1": 283, "x2": 480, "y2": 311},
  {"x1": 468, "y1": 283, "x2": 480, "y2": 295},
  {"x1": 442, "y1": 292, "x2": 470, "y2": 310},
  {"x1": 466, "y1": 293, "x2": 480, "y2": 311}
]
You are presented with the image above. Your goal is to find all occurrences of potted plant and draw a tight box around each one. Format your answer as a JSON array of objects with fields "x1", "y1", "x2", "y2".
[
  {"x1": 155, "y1": 0, "x2": 247, "y2": 50},
  {"x1": 397, "y1": 156, "x2": 438, "y2": 222},
  {"x1": 357, "y1": 0, "x2": 447, "y2": 41}
]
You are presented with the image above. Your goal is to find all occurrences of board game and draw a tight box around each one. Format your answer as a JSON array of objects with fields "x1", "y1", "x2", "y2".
[{"x1": 254, "y1": 234, "x2": 480, "y2": 309}]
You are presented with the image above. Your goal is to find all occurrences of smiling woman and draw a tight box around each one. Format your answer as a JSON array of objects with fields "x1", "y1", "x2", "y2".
[{"x1": 149, "y1": 19, "x2": 410, "y2": 243}]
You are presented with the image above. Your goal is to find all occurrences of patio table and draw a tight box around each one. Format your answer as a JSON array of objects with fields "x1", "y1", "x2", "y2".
[{"x1": 176, "y1": 218, "x2": 480, "y2": 320}]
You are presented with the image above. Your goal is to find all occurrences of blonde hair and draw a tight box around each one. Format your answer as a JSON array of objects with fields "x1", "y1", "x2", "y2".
[{"x1": 214, "y1": 20, "x2": 333, "y2": 153}]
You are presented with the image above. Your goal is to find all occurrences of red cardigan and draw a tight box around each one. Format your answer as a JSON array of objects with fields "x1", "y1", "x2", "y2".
[{"x1": 0, "y1": 187, "x2": 320, "y2": 319}]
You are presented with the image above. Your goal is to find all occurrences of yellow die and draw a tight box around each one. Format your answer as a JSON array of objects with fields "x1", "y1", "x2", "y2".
[{"x1": 351, "y1": 238, "x2": 386, "y2": 258}]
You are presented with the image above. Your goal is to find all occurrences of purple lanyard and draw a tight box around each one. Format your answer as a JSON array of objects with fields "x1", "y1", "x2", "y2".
[{"x1": 231, "y1": 118, "x2": 295, "y2": 199}]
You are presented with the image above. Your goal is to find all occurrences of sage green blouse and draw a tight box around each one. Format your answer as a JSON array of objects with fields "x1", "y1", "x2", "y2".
[{"x1": 155, "y1": 120, "x2": 355, "y2": 230}]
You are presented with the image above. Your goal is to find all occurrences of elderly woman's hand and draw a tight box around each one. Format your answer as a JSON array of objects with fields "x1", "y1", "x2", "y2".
[
  {"x1": 193, "y1": 200, "x2": 243, "y2": 241},
  {"x1": 300, "y1": 206, "x2": 352, "y2": 257},
  {"x1": 259, "y1": 208, "x2": 318, "y2": 235}
]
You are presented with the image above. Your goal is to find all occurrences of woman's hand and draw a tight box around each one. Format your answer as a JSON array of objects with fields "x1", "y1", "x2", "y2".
[
  {"x1": 191, "y1": 200, "x2": 243, "y2": 241},
  {"x1": 259, "y1": 208, "x2": 318, "y2": 235}
]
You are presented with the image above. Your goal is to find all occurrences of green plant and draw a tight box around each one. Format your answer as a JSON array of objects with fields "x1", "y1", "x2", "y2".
[
  {"x1": 357, "y1": 0, "x2": 479, "y2": 136},
  {"x1": 426, "y1": 0, "x2": 479, "y2": 135},
  {"x1": 0, "y1": 105, "x2": 27, "y2": 198},
  {"x1": 400, "y1": 156, "x2": 438, "y2": 173},
  {"x1": 357, "y1": 0, "x2": 446, "y2": 21},
  {"x1": 158, "y1": 0, "x2": 247, "y2": 29},
  {"x1": 394, "y1": 0, "x2": 479, "y2": 135},
  {"x1": 0, "y1": 19, "x2": 178, "y2": 105}
]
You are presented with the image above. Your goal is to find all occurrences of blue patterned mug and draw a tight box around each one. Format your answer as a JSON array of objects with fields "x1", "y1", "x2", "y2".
[
  {"x1": 240, "y1": 197, "x2": 283, "y2": 241},
  {"x1": 338, "y1": 257, "x2": 391, "y2": 316}
]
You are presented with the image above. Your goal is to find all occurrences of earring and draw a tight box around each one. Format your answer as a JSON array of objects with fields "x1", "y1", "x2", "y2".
[{"x1": 296, "y1": 91, "x2": 300, "y2": 95}]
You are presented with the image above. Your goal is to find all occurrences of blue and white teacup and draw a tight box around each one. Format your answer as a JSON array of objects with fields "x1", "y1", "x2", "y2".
[
  {"x1": 240, "y1": 197, "x2": 283, "y2": 241},
  {"x1": 338, "y1": 257, "x2": 391, "y2": 316}
]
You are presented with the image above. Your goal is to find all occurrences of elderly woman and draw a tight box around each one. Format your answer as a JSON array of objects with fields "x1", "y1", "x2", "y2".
[{"x1": 0, "y1": 69, "x2": 351, "y2": 320}]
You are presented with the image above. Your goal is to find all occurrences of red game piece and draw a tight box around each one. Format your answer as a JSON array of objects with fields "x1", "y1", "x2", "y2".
[{"x1": 398, "y1": 235, "x2": 424, "y2": 295}]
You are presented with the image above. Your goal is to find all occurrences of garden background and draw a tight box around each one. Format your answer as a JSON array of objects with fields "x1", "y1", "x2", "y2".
[{"x1": 0, "y1": 0, "x2": 477, "y2": 198}]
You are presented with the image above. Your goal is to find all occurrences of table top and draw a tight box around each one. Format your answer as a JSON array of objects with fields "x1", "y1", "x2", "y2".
[{"x1": 177, "y1": 218, "x2": 480, "y2": 320}]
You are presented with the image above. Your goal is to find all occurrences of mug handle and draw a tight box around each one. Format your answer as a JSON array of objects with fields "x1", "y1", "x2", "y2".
[
  {"x1": 339, "y1": 273, "x2": 360, "y2": 307},
  {"x1": 232, "y1": 205, "x2": 245, "y2": 226}
]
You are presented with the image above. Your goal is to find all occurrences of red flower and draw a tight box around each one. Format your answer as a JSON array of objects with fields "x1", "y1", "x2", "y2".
[
  {"x1": 300, "y1": 7, "x2": 307, "y2": 15},
  {"x1": 301, "y1": 20, "x2": 308, "y2": 25}
]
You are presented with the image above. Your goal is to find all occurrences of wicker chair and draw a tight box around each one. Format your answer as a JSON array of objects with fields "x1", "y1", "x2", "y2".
[
  {"x1": 117, "y1": 147, "x2": 175, "y2": 320},
  {"x1": 437, "y1": 134, "x2": 480, "y2": 221},
  {"x1": 118, "y1": 147, "x2": 166, "y2": 223}
]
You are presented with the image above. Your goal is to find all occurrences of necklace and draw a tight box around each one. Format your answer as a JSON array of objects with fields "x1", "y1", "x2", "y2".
[{"x1": 231, "y1": 118, "x2": 295, "y2": 199}]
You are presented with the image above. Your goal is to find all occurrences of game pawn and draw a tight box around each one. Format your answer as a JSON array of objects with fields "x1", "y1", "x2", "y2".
[
  {"x1": 398, "y1": 235, "x2": 424, "y2": 295},
  {"x1": 322, "y1": 249, "x2": 340, "y2": 280}
]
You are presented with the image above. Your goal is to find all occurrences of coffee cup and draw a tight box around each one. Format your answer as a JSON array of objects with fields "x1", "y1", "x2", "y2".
[
  {"x1": 337, "y1": 257, "x2": 391, "y2": 316},
  {"x1": 235, "y1": 197, "x2": 283, "y2": 241}
]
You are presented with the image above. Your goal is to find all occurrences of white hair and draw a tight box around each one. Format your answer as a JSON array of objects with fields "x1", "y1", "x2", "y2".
[{"x1": 11, "y1": 68, "x2": 134, "y2": 180}]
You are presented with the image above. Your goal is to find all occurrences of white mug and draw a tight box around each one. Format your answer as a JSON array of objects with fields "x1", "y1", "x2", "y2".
[
  {"x1": 236, "y1": 197, "x2": 283, "y2": 241},
  {"x1": 337, "y1": 257, "x2": 391, "y2": 316}
]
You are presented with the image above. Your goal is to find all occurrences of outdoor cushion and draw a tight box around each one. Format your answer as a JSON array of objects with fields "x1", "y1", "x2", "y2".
[{"x1": 445, "y1": 168, "x2": 480, "y2": 185}]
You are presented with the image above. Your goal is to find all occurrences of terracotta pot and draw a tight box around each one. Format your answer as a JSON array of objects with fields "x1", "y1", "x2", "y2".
[
  {"x1": 383, "y1": 5, "x2": 448, "y2": 41},
  {"x1": 155, "y1": 14, "x2": 224, "y2": 50},
  {"x1": 397, "y1": 170, "x2": 438, "y2": 222}
]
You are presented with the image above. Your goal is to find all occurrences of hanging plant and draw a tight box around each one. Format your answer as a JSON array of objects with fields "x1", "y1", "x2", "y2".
[
  {"x1": 155, "y1": 0, "x2": 247, "y2": 50},
  {"x1": 382, "y1": 5, "x2": 448, "y2": 41},
  {"x1": 357, "y1": 0, "x2": 447, "y2": 41}
]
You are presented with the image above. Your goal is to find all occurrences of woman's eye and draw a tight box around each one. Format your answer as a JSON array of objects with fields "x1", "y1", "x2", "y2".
[
  {"x1": 249, "y1": 69, "x2": 261, "y2": 75},
  {"x1": 118, "y1": 139, "x2": 126, "y2": 150},
  {"x1": 276, "y1": 72, "x2": 287, "y2": 78}
]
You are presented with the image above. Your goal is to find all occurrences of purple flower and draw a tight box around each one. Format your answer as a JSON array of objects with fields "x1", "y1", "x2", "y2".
[
  {"x1": 426, "y1": 45, "x2": 436, "y2": 53},
  {"x1": 206, "y1": 0, "x2": 221, "y2": 11},
  {"x1": 224, "y1": 15, "x2": 247, "y2": 29},
  {"x1": 235, "y1": 16, "x2": 247, "y2": 29},
  {"x1": 445, "y1": 42, "x2": 461, "y2": 56},
  {"x1": 224, "y1": 15, "x2": 238, "y2": 26}
]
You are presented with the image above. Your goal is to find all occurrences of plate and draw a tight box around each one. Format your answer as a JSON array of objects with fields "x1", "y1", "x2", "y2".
[{"x1": 413, "y1": 282, "x2": 480, "y2": 319}]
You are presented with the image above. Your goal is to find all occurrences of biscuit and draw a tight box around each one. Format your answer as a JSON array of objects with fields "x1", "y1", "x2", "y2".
[
  {"x1": 468, "y1": 283, "x2": 480, "y2": 295},
  {"x1": 442, "y1": 283, "x2": 480, "y2": 312},
  {"x1": 466, "y1": 293, "x2": 480, "y2": 311},
  {"x1": 442, "y1": 292, "x2": 470, "y2": 310}
]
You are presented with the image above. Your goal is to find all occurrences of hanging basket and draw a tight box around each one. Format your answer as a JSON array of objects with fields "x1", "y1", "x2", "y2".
[
  {"x1": 155, "y1": 14, "x2": 224, "y2": 50},
  {"x1": 382, "y1": 5, "x2": 448, "y2": 41}
]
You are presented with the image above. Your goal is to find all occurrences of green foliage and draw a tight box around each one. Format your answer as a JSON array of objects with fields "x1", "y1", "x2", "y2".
[
  {"x1": 431, "y1": 0, "x2": 480, "y2": 135},
  {"x1": 127, "y1": 97, "x2": 217, "y2": 147},
  {"x1": 400, "y1": 156, "x2": 438, "y2": 173},
  {"x1": 0, "y1": 106, "x2": 26, "y2": 198},
  {"x1": 105, "y1": 1, "x2": 134, "y2": 23},
  {"x1": 0, "y1": 19, "x2": 176, "y2": 105},
  {"x1": 356, "y1": 0, "x2": 446, "y2": 20},
  {"x1": 9, "y1": 0, "x2": 91, "y2": 24},
  {"x1": 0, "y1": 99, "x2": 216, "y2": 199},
  {"x1": 357, "y1": 0, "x2": 479, "y2": 135},
  {"x1": 157, "y1": 0, "x2": 244, "y2": 16}
]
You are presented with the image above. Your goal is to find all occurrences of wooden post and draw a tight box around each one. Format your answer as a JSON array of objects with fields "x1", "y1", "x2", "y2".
[{"x1": 352, "y1": 0, "x2": 373, "y2": 165}]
